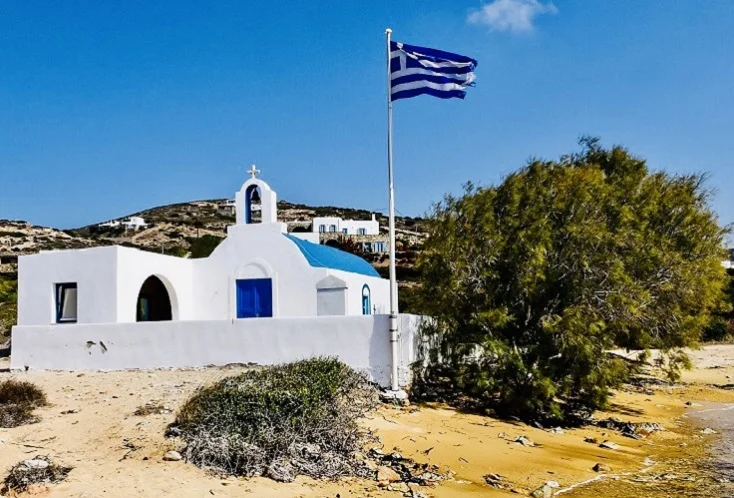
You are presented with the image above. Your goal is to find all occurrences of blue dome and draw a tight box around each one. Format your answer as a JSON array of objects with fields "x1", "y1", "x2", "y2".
[{"x1": 283, "y1": 234, "x2": 380, "y2": 277}]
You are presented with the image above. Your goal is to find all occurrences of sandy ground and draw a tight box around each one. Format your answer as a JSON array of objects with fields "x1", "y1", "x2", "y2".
[{"x1": 2, "y1": 348, "x2": 734, "y2": 498}]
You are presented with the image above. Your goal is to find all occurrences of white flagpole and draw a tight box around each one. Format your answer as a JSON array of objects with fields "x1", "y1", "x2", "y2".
[{"x1": 386, "y1": 28, "x2": 400, "y2": 393}]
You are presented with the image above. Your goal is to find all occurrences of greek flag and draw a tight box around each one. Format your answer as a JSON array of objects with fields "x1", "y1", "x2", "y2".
[{"x1": 390, "y1": 41, "x2": 478, "y2": 102}]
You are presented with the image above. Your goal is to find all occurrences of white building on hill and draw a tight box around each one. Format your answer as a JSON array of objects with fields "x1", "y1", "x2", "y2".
[
  {"x1": 312, "y1": 214, "x2": 379, "y2": 236},
  {"x1": 98, "y1": 216, "x2": 148, "y2": 231},
  {"x1": 11, "y1": 169, "x2": 417, "y2": 388}
]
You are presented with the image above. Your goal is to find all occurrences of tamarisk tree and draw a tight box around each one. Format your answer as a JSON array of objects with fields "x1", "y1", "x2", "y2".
[{"x1": 417, "y1": 138, "x2": 729, "y2": 420}]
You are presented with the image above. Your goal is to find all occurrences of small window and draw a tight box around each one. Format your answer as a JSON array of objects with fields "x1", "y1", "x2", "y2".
[
  {"x1": 362, "y1": 285, "x2": 371, "y2": 315},
  {"x1": 329, "y1": 224, "x2": 337, "y2": 232},
  {"x1": 357, "y1": 228, "x2": 366, "y2": 235},
  {"x1": 319, "y1": 224, "x2": 326, "y2": 233},
  {"x1": 55, "y1": 283, "x2": 78, "y2": 323},
  {"x1": 342, "y1": 228, "x2": 348, "y2": 234}
]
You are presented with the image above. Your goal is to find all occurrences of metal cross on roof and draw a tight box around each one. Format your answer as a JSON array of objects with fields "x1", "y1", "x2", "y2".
[{"x1": 247, "y1": 164, "x2": 260, "y2": 179}]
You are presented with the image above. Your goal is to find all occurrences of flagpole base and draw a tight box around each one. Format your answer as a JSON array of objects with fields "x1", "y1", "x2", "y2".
[{"x1": 380, "y1": 388, "x2": 409, "y2": 404}]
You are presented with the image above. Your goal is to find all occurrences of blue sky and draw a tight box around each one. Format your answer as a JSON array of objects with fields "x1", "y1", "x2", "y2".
[{"x1": 1, "y1": 0, "x2": 733, "y2": 229}]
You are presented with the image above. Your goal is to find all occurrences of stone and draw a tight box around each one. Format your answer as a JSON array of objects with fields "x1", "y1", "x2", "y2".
[
  {"x1": 387, "y1": 482, "x2": 410, "y2": 493},
  {"x1": 599, "y1": 440, "x2": 619, "y2": 450},
  {"x1": 593, "y1": 463, "x2": 611, "y2": 472},
  {"x1": 376, "y1": 465, "x2": 401, "y2": 483},
  {"x1": 549, "y1": 427, "x2": 565, "y2": 434},
  {"x1": 23, "y1": 459, "x2": 50, "y2": 470},
  {"x1": 163, "y1": 450, "x2": 183, "y2": 461},
  {"x1": 514, "y1": 436, "x2": 535, "y2": 447},
  {"x1": 584, "y1": 437, "x2": 598, "y2": 444},
  {"x1": 701, "y1": 427, "x2": 717, "y2": 435},
  {"x1": 530, "y1": 483, "x2": 554, "y2": 498}
]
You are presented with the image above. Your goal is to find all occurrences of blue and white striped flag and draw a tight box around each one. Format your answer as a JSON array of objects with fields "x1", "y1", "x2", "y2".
[{"x1": 390, "y1": 41, "x2": 478, "y2": 102}]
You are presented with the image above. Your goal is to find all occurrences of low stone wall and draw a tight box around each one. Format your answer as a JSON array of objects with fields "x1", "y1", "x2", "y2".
[{"x1": 10, "y1": 314, "x2": 423, "y2": 388}]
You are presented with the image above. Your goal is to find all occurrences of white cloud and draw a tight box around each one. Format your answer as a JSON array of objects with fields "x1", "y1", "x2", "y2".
[{"x1": 467, "y1": 0, "x2": 558, "y2": 33}]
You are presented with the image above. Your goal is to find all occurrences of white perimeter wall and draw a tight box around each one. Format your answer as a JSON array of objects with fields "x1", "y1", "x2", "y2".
[{"x1": 10, "y1": 314, "x2": 423, "y2": 388}]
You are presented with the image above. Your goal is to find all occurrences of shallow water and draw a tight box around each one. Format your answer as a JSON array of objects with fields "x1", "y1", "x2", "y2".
[{"x1": 567, "y1": 405, "x2": 734, "y2": 498}]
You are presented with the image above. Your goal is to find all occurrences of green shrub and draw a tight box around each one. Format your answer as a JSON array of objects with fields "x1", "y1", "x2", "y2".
[
  {"x1": 170, "y1": 357, "x2": 377, "y2": 481},
  {"x1": 0, "y1": 276, "x2": 17, "y2": 340},
  {"x1": 187, "y1": 234, "x2": 223, "y2": 259},
  {"x1": 416, "y1": 138, "x2": 729, "y2": 422},
  {"x1": 0, "y1": 380, "x2": 48, "y2": 428}
]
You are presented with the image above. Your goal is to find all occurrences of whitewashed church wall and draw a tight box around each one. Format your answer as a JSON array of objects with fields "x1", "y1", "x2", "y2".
[
  {"x1": 17, "y1": 247, "x2": 120, "y2": 326},
  {"x1": 330, "y1": 269, "x2": 391, "y2": 315},
  {"x1": 114, "y1": 248, "x2": 194, "y2": 322},
  {"x1": 193, "y1": 224, "x2": 321, "y2": 319},
  {"x1": 10, "y1": 314, "x2": 424, "y2": 388}
]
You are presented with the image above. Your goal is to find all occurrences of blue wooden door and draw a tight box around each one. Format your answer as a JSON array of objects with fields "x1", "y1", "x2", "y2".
[{"x1": 236, "y1": 278, "x2": 273, "y2": 318}]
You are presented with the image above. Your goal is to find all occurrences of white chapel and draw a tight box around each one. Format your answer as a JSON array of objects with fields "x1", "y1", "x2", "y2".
[
  {"x1": 11, "y1": 170, "x2": 419, "y2": 387},
  {"x1": 16, "y1": 170, "x2": 390, "y2": 327}
]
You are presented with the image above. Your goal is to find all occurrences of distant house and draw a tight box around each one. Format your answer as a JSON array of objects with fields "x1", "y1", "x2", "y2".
[
  {"x1": 217, "y1": 199, "x2": 237, "y2": 216},
  {"x1": 97, "y1": 220, "x2": 121, "y2": 229},
  {"x1": 122, "y1": 217, "x2": 147, "y2": 231},
  {"x1": 312, "y1": 214, "x2": 379, "y2": 236},
  {"x1": 97, "y1": 216, "x2": 147, "y2": 231}
]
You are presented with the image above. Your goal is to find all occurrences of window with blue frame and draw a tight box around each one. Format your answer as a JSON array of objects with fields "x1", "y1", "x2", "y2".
[
  {"x1": 319, "y1": 224, "x2": 326, "y2": 233},
  {"x1": 357, "y1": 228, "x2": 366, "y2": 235},
  {"x1": 342, "y1": 228, "x2": 348, "y2": 234},
  {"x1": 329, "y1": 224, "x2": 337, "y2": 232},
  {"x1": 55, "y1": 283, "x2": 78, "y2": 323},
  {"x1": 361, "y1": 284, "x2": 371, "y2": 315}
]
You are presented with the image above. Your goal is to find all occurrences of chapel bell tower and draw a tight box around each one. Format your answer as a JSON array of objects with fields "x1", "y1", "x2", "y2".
[{"x1": 235, "y1": 165, "x2": 278, "y2": 225}]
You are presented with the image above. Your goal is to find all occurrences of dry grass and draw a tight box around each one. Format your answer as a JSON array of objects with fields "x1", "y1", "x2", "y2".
[
  {"x1": 134, "y1": 402, "x2": 171, "y2": 416},
  {"x1": 169, "y1": 357, "x2": 378, "y2": 482},
  {"x1": 0, "y1": 379, "x2": 48, "y2": 428},
  {"x1": 1, "y1": 455, "x2": 72, "y2": 494}
]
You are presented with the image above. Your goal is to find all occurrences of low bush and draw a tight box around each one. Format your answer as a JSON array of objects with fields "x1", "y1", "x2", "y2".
[
  {"x1": 2, "y1": 455, "x2": 72, "y2": 494},
  {"x1": 134, "y1": 402, "x2": 170, "y2": 416},
  {"x1": 0, "y1": 379, "x2": 48, "y2": 428},
  {"x1": 169, "y1": 357, "x2": 378, "y2": 481}
]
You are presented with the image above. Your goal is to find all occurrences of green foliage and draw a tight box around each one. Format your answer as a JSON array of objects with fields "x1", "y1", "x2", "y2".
[
  {"x1": 0, "y1": 276, "x2": 17, "y2": 340},
  {"x1": 416, "y1": 138, "x2": 729, "y2": 421},
  {"x1": 398, "y1": 285, "x2": 423, "y2": 314},
  {"x1": 165, "y1": 245, "x2": 189, "y2": 258},
  {"x1": 0, "y1": 379, "x2": 48, "y2": 428},
  {"x1": 702, "y1": 269, "x2": 734, "y2": 343},
  {"x1": 171, "y1": 358, "x2": 377, "y2": 480},
  {"x1": 187, "y1": 234, "x2": 223, "y2": 259}
]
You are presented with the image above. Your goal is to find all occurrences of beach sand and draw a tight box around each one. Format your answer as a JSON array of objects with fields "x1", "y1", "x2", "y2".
[{"x1": 1, "y1": 348, "x2": 734, "y2": 497}]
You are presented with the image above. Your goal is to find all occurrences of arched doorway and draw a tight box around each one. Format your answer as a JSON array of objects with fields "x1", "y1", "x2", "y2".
[{"x1": 136, "y1": 276, "x2": 173, "y2": 321}]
